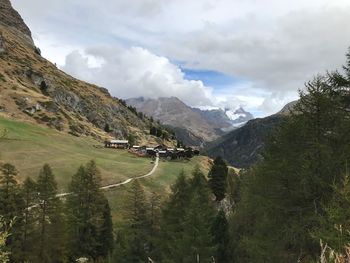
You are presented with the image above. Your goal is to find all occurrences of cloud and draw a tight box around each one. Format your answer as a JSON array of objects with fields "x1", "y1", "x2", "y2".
[
  {"x1": 11, "y1": 0, "x2": 350, "y2": 116},
  {"x1": 61, "y1": 46, "x2": 214, "y2": 107}
]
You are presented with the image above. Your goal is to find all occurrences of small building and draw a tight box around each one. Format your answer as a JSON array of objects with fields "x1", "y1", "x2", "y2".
[
  {"x1": 158, "y1": 150, "x2": 168, "y2": 158},
  {"x1": 105, "y1": 140, "x2": 129, "y2": 149}
]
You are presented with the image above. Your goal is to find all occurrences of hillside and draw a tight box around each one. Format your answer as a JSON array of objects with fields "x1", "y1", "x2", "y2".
[
  {"x1": 126, "y1": 96, "x2": 221, "y2": 145},
  {"x1": 126, "y1": 96, "x2": 254, "y2": 146},
  {"x1": 0, "y1": 117, "x2": 211, "y2": 224},
  {"x1": 0, "y1": 0, "x2": 171, "y2": 146},
  {"x1": 207, "y1": 114, "x2": 285, "y2": 168}
]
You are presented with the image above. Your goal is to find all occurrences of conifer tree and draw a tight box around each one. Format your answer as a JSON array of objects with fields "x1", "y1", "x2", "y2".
[
  {"x1": 66, "y1": 161, "x2": 113, "y2": 261},
  {"x1": 123, "y1": 179, "x2": 149, "y2": 262},
  {"x1": 159, "y1": 168, "x2": 216, "y2": 262},
  {"x1": 0, "y1": 163, "x2": 25, "y2": 262},
  {"x1": 36, "y1": 164, "x2": 66, "y2": 263},
  {"x1": 158, "y1": 171, "x2": 191, "y2": 261},
  {"x1": 208, "y1": 156, "x2": 228, "y2": 201},
  {"x1": 21, "y1": 177, "x2": 38, "y2": 261},
  {"x1": 212, "y1": 210, "x2": 230, "y2": 263}
]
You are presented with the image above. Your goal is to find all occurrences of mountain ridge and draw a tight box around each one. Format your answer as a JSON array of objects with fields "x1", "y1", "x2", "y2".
[
  {"x1": 0, "y1": 0, "x2": 171, "y2": 146},
  {"x1": 126, "y1": 96, "x2": 254, "y2": 146}
]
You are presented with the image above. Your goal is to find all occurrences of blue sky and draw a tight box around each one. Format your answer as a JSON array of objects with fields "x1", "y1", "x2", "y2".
[{"x1": 11, "y1": 0, "x2": 350, "y2": 116}]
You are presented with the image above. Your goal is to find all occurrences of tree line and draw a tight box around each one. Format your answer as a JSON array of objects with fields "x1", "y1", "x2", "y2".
[
  {"x1": 0, "y1": 161, "x2": 113, "y2": 262},
  {"x1": 0, "y1": 156, "x2": 230, "y2": 262},
  {"x1": 226, "y1": 49, "x2": 350, "y2": 262}
]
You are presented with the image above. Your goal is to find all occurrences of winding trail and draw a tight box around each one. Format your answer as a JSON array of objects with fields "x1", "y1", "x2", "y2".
[{"x1": 56, "y1": 155, "x2": 159, "y2": 198}]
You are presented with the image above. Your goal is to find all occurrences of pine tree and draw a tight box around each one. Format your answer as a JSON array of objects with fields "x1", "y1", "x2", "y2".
[
  {"x1": 208, "y1": 156, "x2": 228, "y2": 201},
  {"x1": 123, "y1": 179, "x2": 150, "y2": 262},
  {"x1": 0, "y1": 163, "x2": 25, "y2": 262},
  {"x1": 21, "y1": 177, "x2": 38, "y2": 261},
  {"x1": 66, "y1": 161, "x2": 113, "y2": 261},
  {"x1": 212, "y1": 210, "x2": 230, "y2": 263},
  {"x1": 159, "y1": 168, "x2": 216, "y2": 262},
  {"x1": 96, "y1": 197, "x2": 114, "y2": 260},
  {"x1": 36, "y1": 164, "x2": 66, "y2": 263},
  {"x1": 158, "y1": 171, "x2": 191, "y2": 262}
]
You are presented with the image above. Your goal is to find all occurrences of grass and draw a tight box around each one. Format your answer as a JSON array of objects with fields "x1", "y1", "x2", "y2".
[
  {"x1": 0, "y1": 117, "x2": 152, "y2": 191},
  {"x1": 0, "y1": 117, "x2": 210, "y2": 225},
  {"x1": 105, "y1": 156, "x2": 210, "y2": 227}
]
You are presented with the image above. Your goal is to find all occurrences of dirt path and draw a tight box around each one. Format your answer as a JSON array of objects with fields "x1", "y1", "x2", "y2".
[
  {"x1": 55, "y1": 155, "x2": 159, "y2": 198},
  {"x1": 101, "y1": 155, "x2": 159, "y2": 190}
]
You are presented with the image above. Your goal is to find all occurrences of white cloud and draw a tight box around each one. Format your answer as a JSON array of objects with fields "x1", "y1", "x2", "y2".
[
  {"x1": 11, "y1": 0, "x2": 350, "y2": 116},
  {"x1": 61, "y1": 46, "x2": 214, "y2": 107}
]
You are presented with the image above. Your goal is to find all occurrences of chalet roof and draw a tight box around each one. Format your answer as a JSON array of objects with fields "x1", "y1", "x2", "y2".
[
  {"x1": 110, "y1": 140, "x2": 129, "y2": 144},
  {"x1": 176, "y1": 148, "x2": 185, "y2": 151},
  {"x1": 159, "y1": 150, "x2": 167, "y2": 154},
  {"x1": 146, "y1": 147, "x2": 155, "y2": 151}
]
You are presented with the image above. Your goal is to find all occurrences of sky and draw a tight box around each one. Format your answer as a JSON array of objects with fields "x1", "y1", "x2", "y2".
[{"x1": 11, "y1": 0, "x2": 350, "y2": 117}]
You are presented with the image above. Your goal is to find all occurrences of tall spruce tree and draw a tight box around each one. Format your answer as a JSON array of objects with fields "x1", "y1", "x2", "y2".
[
  {"x1": 66, "y1": 161, "x2": 113, "y2": 262},
  {"x1": 123, "y1": 179, "x2": 150, "y2": 263},
  {"x1": 0, "y1": 163, "x2": 25, "y2": 262},
  {"x1": 208, "y1": 157, "x2": 228, "y2": 201},
  {"x1": 158, "y1": 171, "x2": 191, "y2": 262},
  {"x1": 212, "y1": 210, "x2": 229, "y2": 263},
  {"x1": 21, "y1": 177, "x2": 38, "y2": 262},
  {"x1": 159, "y1": 168, "x2": 216, "y2": 263},
  {"x1": 36, "y1": 164, "x2": 66, "y2": 263}
]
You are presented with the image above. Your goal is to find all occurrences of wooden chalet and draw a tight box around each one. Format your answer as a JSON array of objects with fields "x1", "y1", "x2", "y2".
[{"x1": 105, "y1": 139, "x2": 129, "y2": 149}]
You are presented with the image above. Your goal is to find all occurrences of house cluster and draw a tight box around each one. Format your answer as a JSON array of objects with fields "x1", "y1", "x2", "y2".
[{"x1": 105, "y1": 140, "x2": 200, "y2": 160}]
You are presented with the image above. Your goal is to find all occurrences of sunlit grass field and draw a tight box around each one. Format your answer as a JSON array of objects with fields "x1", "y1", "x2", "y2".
[{"x1": 0, "y1": 117, "x2": 211, "y2": 224}]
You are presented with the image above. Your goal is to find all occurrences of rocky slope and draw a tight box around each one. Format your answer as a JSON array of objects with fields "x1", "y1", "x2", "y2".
[
  {"x1": 126, "y1": 97, "x2": 220, "y2": 146},
  {"x1": 0, "y1": 0, "x2": 169, "y2": 146},
  {"x1": 126, "y1": 97, "x2": 254, "y2": 146}
]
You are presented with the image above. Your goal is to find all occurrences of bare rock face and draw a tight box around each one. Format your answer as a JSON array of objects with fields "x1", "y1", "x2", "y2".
[{"x1": 0, "y1": 0, "x2": 33, "y2": 43}]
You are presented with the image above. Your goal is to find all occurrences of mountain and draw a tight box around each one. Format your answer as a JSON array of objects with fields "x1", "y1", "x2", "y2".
[
  {"x1": 207, "y1": 115, "x2": 283, "y2": 168},
  {"x1": 0, "y1": 0, "x2": 169, "y2": 146},
  {"x1": 225, "y1": 106, "x2": 254, "y2": 127},
  {"x1": 126, "y1": 97, "x2": 254, "y2": 146},
  {"x1": 126, "y1": 97, "x2": 220, "y2": 145},
  {"x1": 207, "y1": 101, "x2": 297, "y2": 168}
]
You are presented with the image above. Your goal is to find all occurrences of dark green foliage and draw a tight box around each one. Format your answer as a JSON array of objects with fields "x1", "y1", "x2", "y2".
[
  {"x1": 21, "y1": 177, "x2": 38, "y2": 261},
  {"x1": 150, "y1": 126, "x2": 157, "y2": 136},
  {"x1": 208, "y1": 156, "x2": 228, "y2": 201},
  {"x1": 212, "y1": 210, "x2": 229, "y2": 263},
  {"x1": 122, "y1": 180, "x2": 149, "y2": 262},
  {"x1": 36, "y1": 164, "x2": 66, "y2": 263},
  {"x1": 0, "y1": 163, "x2": 25, "y2": 262},
  {"x1": 104, "y1": 123, "x2": 111, "y2": 133},
  {"x1": 40, "y1": 80, "x2": 48, "y2": 94},
  {"x1": 229, "y1": 51, "x2": 350, "y2": 262},
  {"x1": 158, "y1": 168, "x2": 216, "y2": 262},
  {"x1": 66, "y1": 161, "x2": 113, "y2": 262},
  {"x1": 128, "y1": 133, "x2": 136, "y2": 147},
  {"x1": 96, "y1": 198, "x2": 114, "y2": 259}
]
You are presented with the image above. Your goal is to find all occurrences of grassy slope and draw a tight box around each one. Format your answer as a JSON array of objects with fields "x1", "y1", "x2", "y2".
[
  {"x1": 0, "y1": 117, "x2": 152, "y2": 191},
  {"x1": 0, "y1": 117, "x2": 210, "y2": 225}
]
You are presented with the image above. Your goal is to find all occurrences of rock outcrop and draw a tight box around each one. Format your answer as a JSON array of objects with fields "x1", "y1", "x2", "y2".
[{"x1": 0, "y1": 0, "x2": 33, "y2": 44}]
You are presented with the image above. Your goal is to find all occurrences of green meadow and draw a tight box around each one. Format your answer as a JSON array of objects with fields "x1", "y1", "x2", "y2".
[{"x1": 0, "y1": 117, "x2": 210, "y2": 224}]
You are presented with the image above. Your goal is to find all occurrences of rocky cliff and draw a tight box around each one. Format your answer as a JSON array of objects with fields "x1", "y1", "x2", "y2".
[
  {"x1": 0, "y1": 0, "x2": 32, "y2": 44},
  {"x1": 0, "y1": 0, "x2": 169, "y2": 145}
]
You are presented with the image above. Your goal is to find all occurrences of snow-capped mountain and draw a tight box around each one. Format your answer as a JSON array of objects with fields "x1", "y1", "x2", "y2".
[{"x1": 224, "y1": 106, "x2": 254, "y2": 129}]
